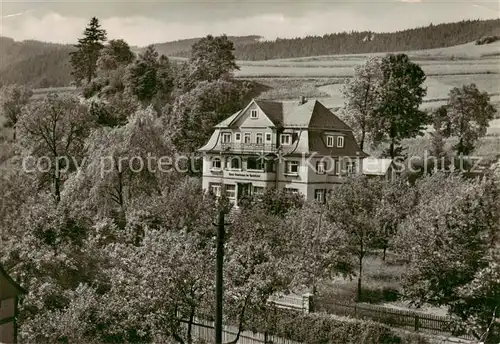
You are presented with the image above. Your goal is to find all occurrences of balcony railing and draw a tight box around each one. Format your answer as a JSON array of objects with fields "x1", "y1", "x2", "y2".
[{"x1": 220, "y1": 142, "x2": 279, "y2": 153}]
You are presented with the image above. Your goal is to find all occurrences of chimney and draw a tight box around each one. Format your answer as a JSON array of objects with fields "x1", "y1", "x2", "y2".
[{"x1": 299, "y1": 96, "x2": 307, "y2": 105}]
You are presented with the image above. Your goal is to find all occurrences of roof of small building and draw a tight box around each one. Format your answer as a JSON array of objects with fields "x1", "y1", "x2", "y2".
[
  {"x1": 362, "y1": 158, "x2": 394, "y2": 176},
  {"x1": 0, "y1": 264, "x2": 26, "y2": 301}
]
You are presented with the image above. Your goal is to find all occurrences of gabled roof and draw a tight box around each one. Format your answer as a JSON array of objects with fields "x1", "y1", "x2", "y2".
[
  {"x1": 215, "y1": 110, "x2": 241, "y2": 128},
  {"x1": 309, "y1": 101, "x2": 352, "y2": 131},
  {"x1": 0, "y1": 264, "x2": 26, "y2": 301},
  {"x1": 214, "y1": 99, "x2": 352, "y2": 130},
  {"x1": 362, "y1": 158, "x2": 394, "y2": 176},
  {"x1": 255, "y1": 100, "x2": 283, "y2": 127}
]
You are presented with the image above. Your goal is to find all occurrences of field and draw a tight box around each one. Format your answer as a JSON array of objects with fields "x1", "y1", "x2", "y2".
[{"x1": 239, "y1": 41, "x2": 500, "y2": 153}]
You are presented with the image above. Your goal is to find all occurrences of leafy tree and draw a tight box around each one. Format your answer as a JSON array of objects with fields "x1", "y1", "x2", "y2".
[
  {"x1": 246, "y1": 187, "x2": 304, "y2": 218},
  {"x1": 430, "y1": 106, "x2": 449, "y2": 160},
  {"x1": 327, "y1": 176, "x2": 382, "y2": 301},
  {"x1": 1, "y1": 198, "x2": 108, "y2": 343},
  {"x1": 375, "y1": 178, "x2": 416, "y2": 261},
  {"x1": 103, "y1": 39, "x2": 135, "y2": 66},
  {"x1": 282, "y1": 202, "x2": 353, "y2": 292},
  {"x1": 373, "y1": 54, "x2": 428, "y2": 159},
  {"x1": 100, "y1": 178, "x2": 216, "y2": 343},
  {"x1": 168, "y1": 79, "x2": 251, "y2": 156},
  {"x1": 70, "y1": 17, "x2": 107, "y2": 85},
  {"x1": 189, "y1": 34, "x2": 240, "y2": 84},
  {"x1": 61, "y1": 108, "x2": 176, "y2": 220},
  {"x1": 0, "y1": 84, "x2": 32, "y2": 140},
  {"x1": 18, "y1": 94, "x2": 92, "y2": 203},
  {"x1": 341, "y1": 57, "x2": 383, "y2": 150},
  {"x1": 125, "y1": 45, "x2": 174, "y2": 106},
  {"x1": 396, "y1": 173, "x2": 500, "y2": 340},
  {"x1": 439, "y1": 83, "x2": 497, "y2": 155}
]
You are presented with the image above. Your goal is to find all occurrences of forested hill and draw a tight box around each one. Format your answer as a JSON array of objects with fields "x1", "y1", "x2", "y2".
[
  {"x1": 0, "y1": 37, "x2": 74, "y2": 88},
  {"x1": 1, "y1": 19, "x2": 499, "y2": 87},
  {"x1": 148, "y1": 35, "x2": 262, "y2": 57},
  {"x1": 169, "y1": 19, "x2": 500, "y2": 60}
]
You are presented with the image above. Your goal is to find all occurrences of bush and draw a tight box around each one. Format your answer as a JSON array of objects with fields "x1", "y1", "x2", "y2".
[
  {"x1": 475, "y1": 36, "x2": 500, "y2": 45},
  {"x1": 251, "y1": 308, "x2": 430, "y2": 344}
]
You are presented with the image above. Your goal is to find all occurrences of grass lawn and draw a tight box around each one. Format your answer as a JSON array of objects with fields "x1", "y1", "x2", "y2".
[
  {"x1": 316, "y1": 252, "x2": 449, "y2": 317},
  {"x1": 252, "y1": 77, "x2": 341, "y2": 100}
]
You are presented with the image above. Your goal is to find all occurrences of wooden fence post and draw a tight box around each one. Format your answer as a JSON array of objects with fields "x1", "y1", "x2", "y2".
[
  {"x1": 264, "y1": 331, "x2": 268, "y2": 344},
  {"x1": 414, "y1": 315, "x2": 420, "y2": 331}
]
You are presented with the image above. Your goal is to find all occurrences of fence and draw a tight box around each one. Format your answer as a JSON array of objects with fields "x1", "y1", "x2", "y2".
[
  {"x1": 268, "y1": 293, "x2": 313, "y2": 313},
  {"x1": 316, "y1": 300, "x2": 476, "y2": 341},
  {"x1": 182, "y1": 318, "x2": 301, "y2": 344}
]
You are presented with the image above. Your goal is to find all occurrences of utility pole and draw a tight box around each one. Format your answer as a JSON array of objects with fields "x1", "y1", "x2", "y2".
[{"x1": 214, "y1": 210, "x2": 230, "y2": 344}]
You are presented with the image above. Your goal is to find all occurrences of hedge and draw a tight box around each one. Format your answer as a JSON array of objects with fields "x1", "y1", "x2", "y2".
[{"x1": 248, "y1": 308, "x2": 431, "y2": 344}]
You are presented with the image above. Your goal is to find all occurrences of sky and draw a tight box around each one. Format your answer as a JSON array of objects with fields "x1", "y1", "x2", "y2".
[{"x1": 0, "y1": 0, "x2": 499, "y2": 46}]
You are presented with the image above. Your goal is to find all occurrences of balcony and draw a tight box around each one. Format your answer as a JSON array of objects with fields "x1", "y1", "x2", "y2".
[{"x1": 220, "y1": 143, "x2": 279, "y2": 154}]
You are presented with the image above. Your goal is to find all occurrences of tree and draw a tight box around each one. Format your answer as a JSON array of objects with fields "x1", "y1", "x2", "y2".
[
  {"x1": 168, "y1": 79, "x2": 251, "y2": 156},
  {"x1": 125, "y1": 45, "x2": 174, "y2": 107},
  {"x1": 70, "y1": 17, "x2": 107, "y2": 85},
  {"x1": 100, "y1": 179, "x2": 216, "y2": 343},
  {"x1": 0, "y1": 84, "x2": 32, "y2": 140},
  {"x1": 327, "y1": 176, "x2": 382, "y2": 301},
  {"x1": 18, "y1": 94, "x2": 92, "y2": 203},
  {"x1": 396, "y1": 173, "x2": 500, "y2": 340},
  {"x1": 341, "y1": 57, "x2": 383, "y2": 150},
  {"x1": 189, "y1": 34, "x2": 240, "y2": 84},
  {"x1": 375, "y1": 178, "x2": 416, "y2": 261},
  {"x1": 439, "y1": 84, "x2": 497, "y2": 156},
  {"x1": 373, "y1": 54, "x2": 428, "y2": 159},
  {"x1": 61, "y1": 108, "x2": 177, "y2": 220},
  {"x1": 103, "y1": 39, "x2": 135, "y2": 66}
]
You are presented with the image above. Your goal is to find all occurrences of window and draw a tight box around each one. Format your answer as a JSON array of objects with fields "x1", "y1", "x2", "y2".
[
  {"x1": 326, "y1": 135, "x2": 334, "y2": 147},
  {"x1": 280, "y1": 134, "x2": 292, "y2": 145},
  {"x1": 316, "y1": 161, "x2": 326, "y2": 174},
  {"x1": 337, "y1": 136, "x2": 345, "y2": 148},
  {"x1": 346, "y1": 162, "x2": 356, "y2": 175},
  {"x1": 250, "y1": 109, "x2": 258, "y2": 118},
  {"x1": 243, "y1": 132, "x2": 251, "y2": 144},
  {"x1": 222, "y1": 133, "x2": 231, "y2": 143},
  {"x1": 225, "y1": 184, "x2": 236, "y2": 199},
  {"x1": 315, "y1": 189, "x2": 325, "y2": 203},
  {"x1": 256, "y1": 133, "x2": 263, "y2": 145},
  {"x1": 235, "y1": 132, "x2": 241, "y2": 142},
  {"x1": 285, "y1": 188, "x2": 299, "y2": 194},
  {"x1": 265, "y1": 133, "x2": 272, "y2": 143},
  {"x1": 211, "y1": 157, "x2": 222, "y2": 170},
  {"x1": 229, "y1": 157, "x2": 241, "y2": 169},
  {"x1": 286, "y1": 161, "x2": 299, "y2": 174},
  {"x1": 247, "y1": 156, "x2": 264, "y2": 170},
  {"x1": 210, "y1": 183, "x2": 221, "y2": 197},
  {"x1": 253, "y1": 186, "x2": 265, "y2": 195}
]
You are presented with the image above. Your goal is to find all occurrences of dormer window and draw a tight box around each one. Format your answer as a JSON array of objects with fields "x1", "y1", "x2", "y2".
[
  {"x1": 280, "y1": 134, "x2": 292, "y2": 145},
  {"x1": 222, "y1": 133, "x2": 231, "y2": 143},
  {"x1": 326, "y1": 135, "x2": 334, "y2": 148},
  {"x1": 250, "y1": 109, "x2": 258, "y2": 119},
  {"x1": 337, "y1": 136, "x2": 345, "y2": 148}
]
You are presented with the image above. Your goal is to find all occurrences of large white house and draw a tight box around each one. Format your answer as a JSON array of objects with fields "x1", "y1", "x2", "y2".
[{"x1": 198, "y1": 97, "x2": 368, "y2": 203}]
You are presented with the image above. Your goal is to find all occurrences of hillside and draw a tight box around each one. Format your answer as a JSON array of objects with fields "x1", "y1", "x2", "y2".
[
  {"x1": 0, "y1": 19, "x2": 499, "y2": 87},
  {"x1": 231, "y1": 19, "x2": 500, "y2": 60},
  {"x1": 0, "y1": 37, "x2": 74, "y2": 88},
  {"x1": 145, "y1": 35, "x2": 262, "y2": 57}
]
